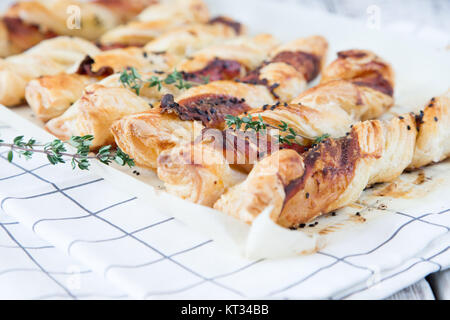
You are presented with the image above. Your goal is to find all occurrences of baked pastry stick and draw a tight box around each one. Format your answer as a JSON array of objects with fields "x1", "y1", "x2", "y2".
[
  {"x1": 144, "y1": 17, "x2": 245, "y2": 59},
  {"x1": 155, "y1": 49, "x2": 394, "y2": 206},
  {"x1": 44, "y1": 69, "x2": 191, "y2": 147},
  {"x1": 240, "y1": 49, "x2": 394, "y2": 139},
  {"x1": 25, "y1": 46, "x2": 176, "y2": 122},
  {"x1": 409, "y1": 90, "x2": 450, "y2": 169},
  {"x1": 111, "y1": 81, "x2": 277, "y2": 169},
  {"x1": 99, "y1": 0, "x2": 210, "y2": 48},
  {"x1": 0, "y1": 36, "x2": 100, "y2": 106},
  {"x1": 177, "y1": 34, "x2": 279, "y2": 83},
  {"x1": 239, "y1": 35, "x2": 328, "y2": 102},
  {"x1": 111, "y1": 35, "x2": 327, "y2": 173},
  {"x1": 26, "y1": 24, "x2": 250, "y2": 122},
  {"x1": 215, "y1": 91, "x2": 450, "y2": 228},
  {"x1": 0, "y1": 0, "x2": 158, "y2": 57},
  {"x1": 43, "y1": 32, "x2": 274, "y2": 145}
]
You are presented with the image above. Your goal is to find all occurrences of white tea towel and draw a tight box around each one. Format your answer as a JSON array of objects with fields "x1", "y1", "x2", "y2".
[
  {"x1": 0, "y1": 209, "x2": 127, "y2": 299},
  {"x1": 0, "y1": 123, "x2": 448, "y2": 299}
]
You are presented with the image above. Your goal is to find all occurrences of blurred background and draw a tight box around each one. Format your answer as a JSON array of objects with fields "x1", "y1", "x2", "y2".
[
  {"x1": 1, "y1": 0, "x2": 447, "y2": 48},
  {"x1": 277, "y1": 0, "x2": 449, "y2": 49}
]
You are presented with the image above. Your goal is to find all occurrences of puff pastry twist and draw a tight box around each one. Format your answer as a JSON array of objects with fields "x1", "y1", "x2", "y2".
[
  {"x1": 155, "y1": 49, "x2": 394, "y2": 206},
  {"x1": 0, "y1": 0, "x2": 158, "y2": 57},
  {"x1": 214, "y1": 90, "x2": 450, "y2": 228},
  {"x1": 99, "y1": 0, "x2": 210, "y2": 47},
  {"x1": 111, "y1": 36, "x2": 328, "y2": 173},
  {"x1": 44, "y1": 33, "x2": 279, "y2": 147},
  {"x1": 0, "y1": 36, "x2": 100, "y2": 106},
  {"x1": 26, "y1": 19, "x2": 245, "y2": 121}
]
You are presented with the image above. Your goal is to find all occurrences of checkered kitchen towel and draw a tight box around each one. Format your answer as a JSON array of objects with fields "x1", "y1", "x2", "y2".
[{"x1": 0, "y1": 120, "x2": 449, "y2": 300}]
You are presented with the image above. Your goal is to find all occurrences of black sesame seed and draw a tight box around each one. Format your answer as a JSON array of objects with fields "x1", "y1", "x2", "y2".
[
  {"x1": 331, "y1": 212, "x2": 336, "y2": 216},
  {"x1": 434, "y1": 117, "x2": 438, "y2": 122},
  {"x1": 399, "y1": 116, "x2": 404, "y2": 120},
  {"x1": 309, "y1": 224, "x2": 315, "y2": 227},
  {"x1": 356, "y1": 212, "x2": 360, "y2": 216},
  {"x1": 407, "y1": 125, "x2": 411, "y2": 130},
  {"x1": 299, "y1": 223, "x2": 306, "y2": 228},
  {"x1": 305, "y1": 192, "x2": 309, "y2": 199}
]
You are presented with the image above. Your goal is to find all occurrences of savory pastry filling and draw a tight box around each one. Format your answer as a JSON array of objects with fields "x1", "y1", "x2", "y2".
[
  {"x1": 181, "y1": 58, "x2": 244, "y2": 83},
  {"x1": 160, "y1": 93, "x2": 250, "y2": 128}
]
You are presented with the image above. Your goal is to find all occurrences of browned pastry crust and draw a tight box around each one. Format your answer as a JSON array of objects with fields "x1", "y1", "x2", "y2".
[
  {"x1": 92, "y1": 0, "x2": 159, "y2": 22},
  {"x1": 0, "y1": 17, "x2": 57, "y2": 57},
  {"x1": 26, "y1": 73, "x2": 97, "y2": 122},
  {"x1": 112, "y1": 80, "x2": 276, "y2": 169},
  {"x1": 159, "y1": 81, "x2": 276, "y2": 128},
  {"x1": 157, "y1": 138, "x2": 248, "y2": 206},
  {"x1": 214, "y1": 113, "x2": 418, "y2": 227},
  {"x1": 0, "y1": 36, "x2": 101, "y2": 106},
  {"x1": 24, "y1": 47, "x2": 163, "y2": 121},
  {"x1": 321, "y1": 49, "x2": 395, "y2": 97},
  {"x1": 214, "y1": 90, "x2": 450, "y2": 227},
  {"x1": 111, "y1": 110, "x2": 205, "y2": 170},
  {"x1": 44, "y1": 68, "x2": 187, "y2": 148},
  {"x1": 409, "y1": 90, "x2": 450, "y2": 169},
  {"x1": 144, "y1": 19, "x2": 244, "y2": 59},
  {"x1": 156, "y1": 49, "x2": 395, "y2": 207},
  {"x1": 45, "y1": 83, "x2": 152, "y2": 147},
  {"x1": 239, "y1": 35, "x2": 328, "y2": 102},
  {"x1": 176, "y1": 34, "x2": 279, "y2": 81},
  {"x1": 112, "y1": 36, "x2": 327, "y2": 176},
  {"x1": 99, "y1": 0, "x2": 210, "y2": 47},
  {"x1": 0, "y1": 0, "x2": 157, "y2": 57},
  {"x1": 26, "y1": 20, "x2": 244, "y2": 121}
]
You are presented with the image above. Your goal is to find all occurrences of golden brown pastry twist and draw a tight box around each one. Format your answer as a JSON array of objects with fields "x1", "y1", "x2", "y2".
[
  {"x1": 0, "y1": 0, "x2": 158, "y2": 57},
  {"x1": 111, "y1": 80, "x2": 277, "y2": 168},
  {"x1": 111, "y1": 36, "x2": 328, "y2": 174},
  {"x1": 44, "y1": 32, "x2": 277, "y2": 147},
  {"x1": 44, "y1": 70, "x2": 186, "y2": 148},
  {"x1": 26, "y1": 19, "x2": 244, "y2": 122},
  {"x1": 214, "y1": 90, "x2": 450, "y2": 228},
  {"x1": 155, "y1": 49, "x2": 394, "y2": 206},
  {"x1": 99, "y1": 0, "x2": 210, "y2": 47},
  {"x1": 0, "y1": 36, "x2": 100, "y2": 106}
]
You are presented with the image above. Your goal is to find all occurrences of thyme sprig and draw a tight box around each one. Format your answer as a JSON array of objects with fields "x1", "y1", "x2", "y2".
[
  {"x1": 119, "y1": 67, "x2": 205, "y2": 95},
  {"x1": 225, "y1": 114, "x2": 330, "y2": 146},
  {"x1": 0, "y1": 135, "x2": 134, "y2": 170}
]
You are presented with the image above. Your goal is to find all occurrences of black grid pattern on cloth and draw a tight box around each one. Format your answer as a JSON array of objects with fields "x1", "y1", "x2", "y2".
[{"x1": 0, "y1": 123, "x2": 448, "y2": 299}]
